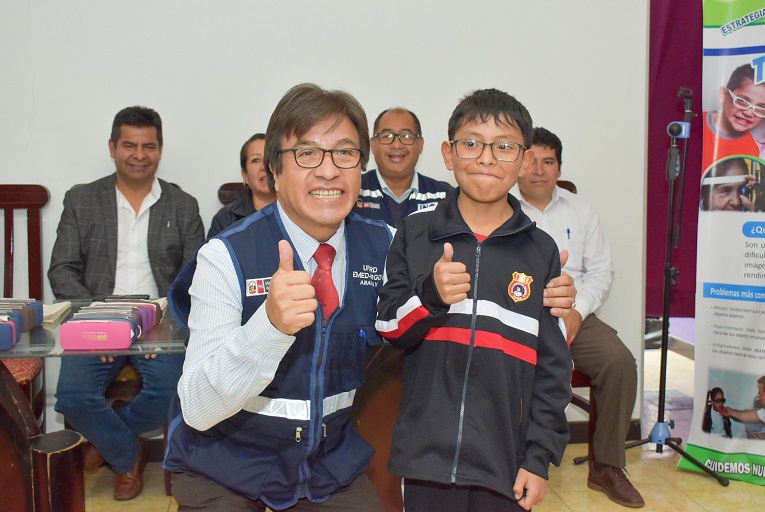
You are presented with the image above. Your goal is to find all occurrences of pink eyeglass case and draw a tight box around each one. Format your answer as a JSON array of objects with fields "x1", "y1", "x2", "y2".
[{"x1": 60, "y1": 319, "x2": 137, "y2": 350}]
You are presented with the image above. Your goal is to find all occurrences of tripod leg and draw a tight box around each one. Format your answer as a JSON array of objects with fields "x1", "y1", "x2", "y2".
[
  {"x1": 624, "y1": 438, "x2": 653, "y2": 451},
  {"x1": 665, "y1": 439, "x2": 729, "y2": 486}
]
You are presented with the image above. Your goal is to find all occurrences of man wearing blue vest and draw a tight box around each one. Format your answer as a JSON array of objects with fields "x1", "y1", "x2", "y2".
[
  {"x1": 164, "y1": 86, "x2": 578, "y2": 511},
  {"x1": 165, "y1": 83, "x2": 391, "y2": 511},
  {"x1": 356, "y1": 107, "x2": 452, "y2": 227}
]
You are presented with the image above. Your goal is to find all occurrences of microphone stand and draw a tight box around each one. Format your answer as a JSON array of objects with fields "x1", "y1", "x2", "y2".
[{"x1": 574, "y1": 88, "x2": 729, "y2": 487}]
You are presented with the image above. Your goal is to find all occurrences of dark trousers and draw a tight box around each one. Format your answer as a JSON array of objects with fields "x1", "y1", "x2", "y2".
[
  {"x1": 570, "y1": 314, "x2": 638, "y2": 468},
  {"x1": 403, "y1": 479, "x2": 525, "y2": 512},
  {"x1": 171, "y1": 470, "x2": 385, "y2": 512}
]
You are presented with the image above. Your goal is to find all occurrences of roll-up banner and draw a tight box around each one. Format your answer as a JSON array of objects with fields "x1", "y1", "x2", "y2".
[{"x1": 679, "y1": 0, "x2": 765, "y2": 486}]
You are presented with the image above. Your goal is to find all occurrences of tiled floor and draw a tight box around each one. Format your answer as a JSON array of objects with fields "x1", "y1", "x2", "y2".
[{"x1": 84, "y1": 349, "x2": 765, "y2": 511}]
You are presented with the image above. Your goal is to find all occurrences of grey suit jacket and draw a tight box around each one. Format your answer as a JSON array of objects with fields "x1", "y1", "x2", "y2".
[{"x1": 48, "y1": 173, "x2": 205, "y2": 300}]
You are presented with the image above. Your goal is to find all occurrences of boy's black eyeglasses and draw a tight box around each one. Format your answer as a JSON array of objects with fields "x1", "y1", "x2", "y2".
[
  {"x1": 712, "y1": 398, "x2": 726, "y2": 404},
  {"x1": 278, "y1": 147, "x2": 362, "y2": 169},
  {"x1": 450, "y1": 139, "x2": 527, "y2": 162},
  {"x1": 374, "y1": 133, "x2": 420, "y2": 145}
]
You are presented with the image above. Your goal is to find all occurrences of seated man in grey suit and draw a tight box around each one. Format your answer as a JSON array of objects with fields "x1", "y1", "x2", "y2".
[{"x1": 48, "y1": 106, "x2": 205, "y2": 501}]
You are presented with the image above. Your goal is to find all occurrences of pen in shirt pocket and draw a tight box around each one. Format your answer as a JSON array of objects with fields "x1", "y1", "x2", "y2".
[{"x1": 567, "y1": 228, "x2": 571, "y2": 240}]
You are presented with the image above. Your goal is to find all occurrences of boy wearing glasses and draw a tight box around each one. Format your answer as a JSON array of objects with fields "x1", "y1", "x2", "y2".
[
  {"x1": 357, "y1": 107, "x2": 452, "y2": 227},
  {"x1": 703, "y1": 63, "x2": 765, "y2": 170},
  {"x1": 376, "y1": 89, "x2": 571, "y2": 511}
]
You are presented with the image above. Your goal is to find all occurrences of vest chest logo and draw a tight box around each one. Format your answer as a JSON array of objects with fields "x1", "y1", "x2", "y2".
[
  {"x1": 246, "y1": 277, "x2": 272, "y2": 296},
  {"x1": 417, "y1": 202, "x2": 438, "y2": 211},
  {"x1": 352, "y1": 264, "x2": 383, "y2": 287},
  {"x1": 508, "y1": 272, "x2": 533, "y2": 302},
  {"x1": 356, "y1": 199, "x2": 381, "y2": 210}
]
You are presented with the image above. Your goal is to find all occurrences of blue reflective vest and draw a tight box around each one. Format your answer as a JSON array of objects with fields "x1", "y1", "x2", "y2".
[
  {"x1": 165, "y1": 204, "x2": 392, "y2": 509},
  {"x1": 355, "y1": 170, "x2": 452, "y2": 226}
]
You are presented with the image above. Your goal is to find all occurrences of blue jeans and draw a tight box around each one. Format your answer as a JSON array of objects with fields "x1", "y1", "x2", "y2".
[{"x1": 55, "y1": 354, "x2": 184, "y2": 473}]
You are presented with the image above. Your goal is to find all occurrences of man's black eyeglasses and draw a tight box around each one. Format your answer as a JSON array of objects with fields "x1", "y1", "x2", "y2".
[
  {"x1": 278, "y1": 147, "x2": 362, "y2": 169},
  {"x1": 374, "y1": 133, "x2": 420, "y2": 145}
]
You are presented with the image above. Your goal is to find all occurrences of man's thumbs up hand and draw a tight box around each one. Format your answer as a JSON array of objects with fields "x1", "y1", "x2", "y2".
[{"x1": 265, "y1": 240, "x2": 318, "y2": 334}]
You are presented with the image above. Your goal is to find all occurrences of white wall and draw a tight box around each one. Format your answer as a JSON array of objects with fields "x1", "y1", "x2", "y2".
[{"x1": 1, "y1": 1, "x2": 649, "y2": 421}]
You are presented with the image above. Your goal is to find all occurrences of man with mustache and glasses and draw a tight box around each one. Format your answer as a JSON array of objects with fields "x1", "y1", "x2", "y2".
[{"x1": 356, "y1": 107, "x2": 452, "y2": 228}]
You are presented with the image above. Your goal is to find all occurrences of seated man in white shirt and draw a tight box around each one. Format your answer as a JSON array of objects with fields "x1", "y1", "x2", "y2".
[
  {"x1": 512, "y1": 127, "x2": 643, "y2": 509},
  {"x1": 49, "y1": 106, "x2": 204, "y2": 501}
]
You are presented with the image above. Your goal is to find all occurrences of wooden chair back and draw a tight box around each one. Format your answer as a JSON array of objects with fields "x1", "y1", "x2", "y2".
[
  {"x1": 218, "y1": 183, "x2": 246, "y2": 205},
  {"x1": 1, "y1": 185, "x2": 50, "y2": 431},
  {"x1": 557, "y1": 180, "x2": 578, "y2": 194},
  {"x1": 0, "y1": 184, "x2": 50, "y2": 299}
]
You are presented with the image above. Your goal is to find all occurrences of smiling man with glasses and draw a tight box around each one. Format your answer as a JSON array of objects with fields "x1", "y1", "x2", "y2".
[
  {"x1": 703, "y1": 63, "x2": 765, "y2": 170},
  {"x1": 355, "y1": 107, "x2": 452, "y2": 228},
  {"x1": 165, "y1": 83, "x2": 393, "y2": 511}
]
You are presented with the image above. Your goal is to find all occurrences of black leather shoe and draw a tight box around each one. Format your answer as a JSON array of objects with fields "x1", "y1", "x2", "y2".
[{"x1": 588, "y1": 462, "x2": 645, "y2": 508}]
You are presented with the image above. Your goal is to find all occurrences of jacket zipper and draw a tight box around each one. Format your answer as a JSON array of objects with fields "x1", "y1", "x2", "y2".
[{"x1": 451, "y1": 243, "x2": 482, "y2": 483}]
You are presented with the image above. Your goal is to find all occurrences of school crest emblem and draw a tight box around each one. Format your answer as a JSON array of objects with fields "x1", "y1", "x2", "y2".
[{"x1": 508, "y1": 272, "x2": 533, "y2": 303}]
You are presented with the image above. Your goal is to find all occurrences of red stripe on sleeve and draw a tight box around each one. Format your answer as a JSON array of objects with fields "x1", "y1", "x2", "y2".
[{"x1": 378, "y1": 305, "x2": 431, "y2": 340}]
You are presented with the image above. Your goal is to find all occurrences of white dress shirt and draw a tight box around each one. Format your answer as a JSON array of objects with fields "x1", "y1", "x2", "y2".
[
  {"x1": 510, "y1": 184, "x2": 614, "y2": 320},
  {"x1": 178, "y1": 201, "x2": 347, "y2": 430},
  {"x1": 113, "y1": 178, "x2": 161, "y2": 297}
]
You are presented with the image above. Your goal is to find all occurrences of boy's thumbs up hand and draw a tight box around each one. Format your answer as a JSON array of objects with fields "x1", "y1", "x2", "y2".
[
  {"x1": 434, "y1": 242, "x2": 471, "y2": 305},
  {"x1": 266, "y1": 240, "x2": 318, "y2": 334}
]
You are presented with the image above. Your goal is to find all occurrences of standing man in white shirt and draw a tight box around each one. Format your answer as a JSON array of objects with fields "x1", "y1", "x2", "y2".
[
  {"x1": 49, "y1": 106, "x2": 204, "y2": 501},
  {"x1": 512, "y1": 127, "x2": 643, "y2": 509}
]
